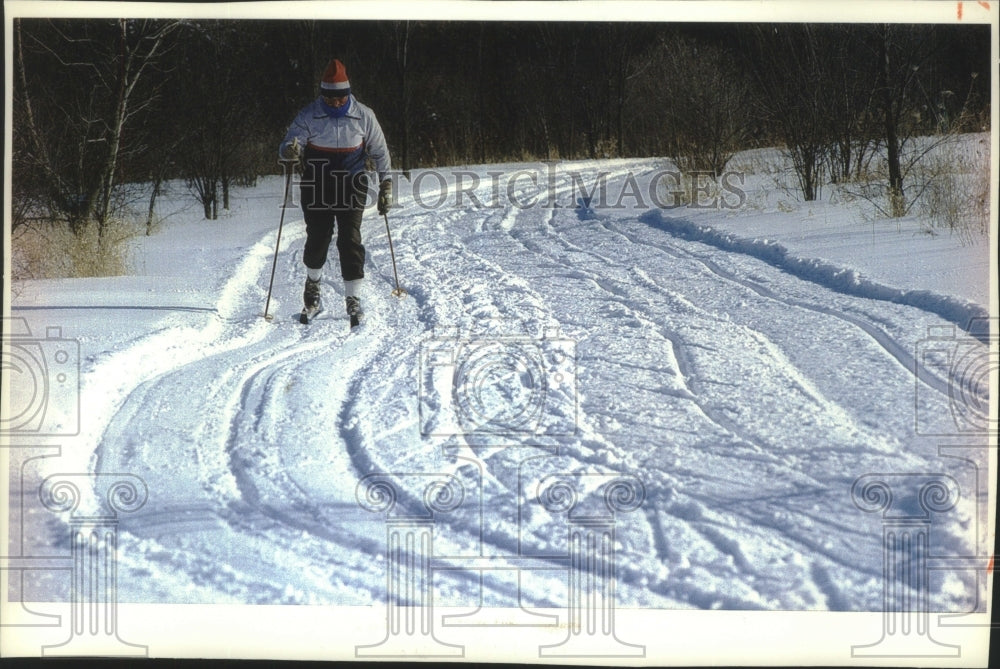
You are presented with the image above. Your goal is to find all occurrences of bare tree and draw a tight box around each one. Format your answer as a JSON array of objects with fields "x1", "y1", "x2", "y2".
[
  {"x1": 658, "y1": 34, "x2": 753, "y2": 178},
  {"x1": 823, "y1": 26, "x2": 881, "y2": 183},
  {"x1": 393, "y1": 21, "x2": 412, "y2": 172},
  {"x1": 744, "y1": 25, "x2": 832, "y2": 201},
  {"x1": 14, "y1": 19, "x2": 180, "y2": 239},
  {"x1": 871, "y1": 24, "x2": 941, "y2": 217},
  {"x1": 178, "y1": 21, "x2": 269, "y2": 220}
]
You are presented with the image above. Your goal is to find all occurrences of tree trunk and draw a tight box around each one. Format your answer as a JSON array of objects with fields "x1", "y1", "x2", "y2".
[
  {"x1": 884, "y1": 107, "x2": 905, "y2": 217},
  {"x1": 880, "y1": 26, "x2": 905, "y2": 217},
  {"x1": 615, "y1": 34, "x2": 629, "y2": 158},
  {"x1": 85, "y1": 20, "x2": 177, "y2": 239},
  {"x1": 95, "y1": 70, "x2": 129, "y2": 237},
  {"x1": 146, "y1": 174, "x2": 162, "y2": 235},
  {"x1": 476, "y1": 24, "x2": 487, "y2": 164},
  {"x1": 87, "y1": 20, "x2": 129, "y2": 239},
  {"x1": 396, "y1": 21, "x2": 410, "y2": 172}
]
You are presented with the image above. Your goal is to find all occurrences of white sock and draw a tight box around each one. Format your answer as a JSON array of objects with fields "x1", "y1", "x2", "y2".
[
  {"x1": 344, "y1": 279, "x2": 363, "y2": 298},
  {"x1": 307, "y1": 267, "x2": 323, "y2": 282}
]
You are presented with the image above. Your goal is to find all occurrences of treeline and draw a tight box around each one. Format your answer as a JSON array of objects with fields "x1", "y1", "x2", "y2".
[{"x1": 12, "y1": 19, "x2": 990, "y2": 232}]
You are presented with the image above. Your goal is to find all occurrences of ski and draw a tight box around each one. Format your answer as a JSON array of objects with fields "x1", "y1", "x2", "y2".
[{"x1": 299, "y1": 305, "x2": 324, "y2": 324}]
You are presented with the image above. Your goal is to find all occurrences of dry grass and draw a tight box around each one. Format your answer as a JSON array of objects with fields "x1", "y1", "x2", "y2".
[
  {"x1": 915, "y1": 137, "x2": 990, "y2": 244},
  {"x1": 650, "y1": 168, "x2": 735, "y2": 209},
  {"x1": 12, "y1": 217, "x2": 139, "y2": 280}
]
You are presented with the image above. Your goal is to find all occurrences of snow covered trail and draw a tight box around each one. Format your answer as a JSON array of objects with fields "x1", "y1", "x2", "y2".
[
  {"x1": 389, "y1": 163, "x2": 983, "y2": 611},
  {"x1": 91, "y1": 225, "x2": 415, "y2": 603},
  {"x1": 20, "y1": 162, "x2": 987, "y2": 613}
]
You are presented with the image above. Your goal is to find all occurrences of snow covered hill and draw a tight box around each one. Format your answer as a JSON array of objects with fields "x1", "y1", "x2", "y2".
[{"x1": 5, "y1": 152, "x2": 994, "y2": 651}]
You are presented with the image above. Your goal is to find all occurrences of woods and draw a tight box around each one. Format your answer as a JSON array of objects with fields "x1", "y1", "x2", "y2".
[{"x1": 11, "y1": 19, "x2": 991, "y2": 232}]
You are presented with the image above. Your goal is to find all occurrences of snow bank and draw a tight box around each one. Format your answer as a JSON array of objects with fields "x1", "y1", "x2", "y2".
[{"x1": 638, "y1": 209, "x2": 990, "y2": 337}]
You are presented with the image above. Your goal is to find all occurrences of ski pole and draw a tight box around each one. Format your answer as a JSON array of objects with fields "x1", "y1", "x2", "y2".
[
  {"x1": 383, "y1": 212, "x2": 407, "y2": 298},
  {"x1": 263, "y1": 169, "x2": 293, "y2": 321}
]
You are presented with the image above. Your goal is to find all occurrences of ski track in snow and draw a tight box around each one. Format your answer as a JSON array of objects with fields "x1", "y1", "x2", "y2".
[{"x1": 45, "y1": 161, "x2": 986, "y2": 611}]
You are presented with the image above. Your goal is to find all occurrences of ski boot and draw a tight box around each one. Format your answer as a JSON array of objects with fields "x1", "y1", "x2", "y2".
[
  {"x1": 300, "y1": 277, "x2": 323, "y2": 324},
  {"x1": 346, "y1": 295, "x2": 364, "y2": 329}
]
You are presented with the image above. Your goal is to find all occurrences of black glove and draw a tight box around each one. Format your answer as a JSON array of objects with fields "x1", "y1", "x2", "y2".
[{"x1": 377, "y1": 179, "x2": 393, "y2": 215}]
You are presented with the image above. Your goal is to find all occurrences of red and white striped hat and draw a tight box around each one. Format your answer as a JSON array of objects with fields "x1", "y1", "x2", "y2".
[{"x1": 320, "y1": 59, "x2": 351, "y2": 97}]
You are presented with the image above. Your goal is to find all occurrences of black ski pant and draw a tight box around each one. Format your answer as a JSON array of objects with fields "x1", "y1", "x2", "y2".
[
  {"x1": 302, "y1": 205, "x2": 366, "y2": 281},
  {"x1": 299, "y1": 161, "x2": 369, "y2": 281}
]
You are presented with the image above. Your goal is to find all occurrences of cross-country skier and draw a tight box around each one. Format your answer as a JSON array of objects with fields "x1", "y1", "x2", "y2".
[{"x1": 279, "y1": 59, "x2": 393, "y2": 326}]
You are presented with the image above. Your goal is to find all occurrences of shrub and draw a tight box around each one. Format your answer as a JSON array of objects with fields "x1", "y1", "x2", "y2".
[
  {"x1": 11, "y1": 217, "x2": 139, "y2": 280},
  {"x1": 915, "y1": 135, "x2": 990, "y2": 244}
]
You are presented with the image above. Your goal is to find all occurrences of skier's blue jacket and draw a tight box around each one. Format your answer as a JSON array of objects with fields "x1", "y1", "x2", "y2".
[{"x1": 280, "y1": 96, "x2": 391, "y2": 209}]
